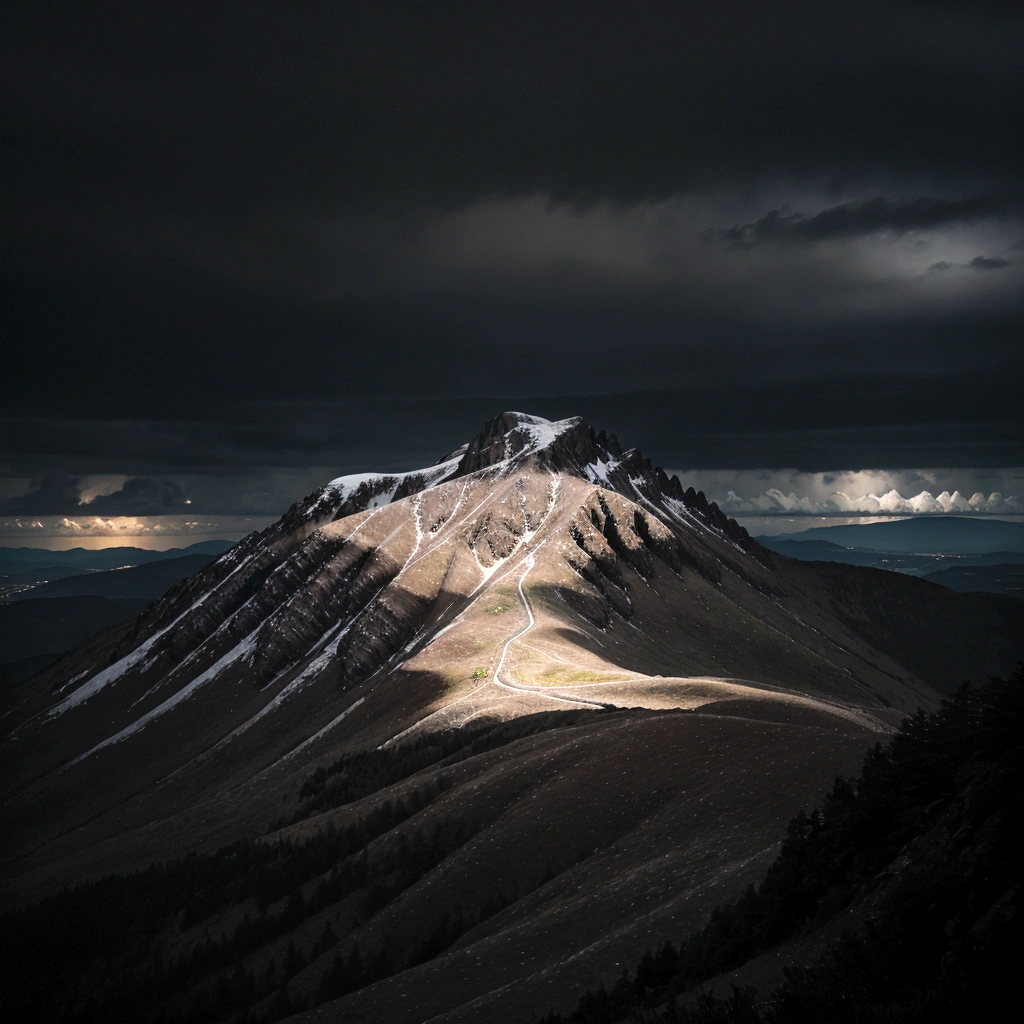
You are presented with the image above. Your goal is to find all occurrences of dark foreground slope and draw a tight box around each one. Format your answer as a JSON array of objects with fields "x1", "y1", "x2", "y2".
[
  {"x1": 0, "y1": 699, "x2": 881, "y2": 1024},
  {"x1": 0, "y1": 597, "x2": 151, "y2": 677},
  {"x1": 540, "y1": 665, "x2": 1024, "y2": 1023},
  {"x1": 5, "y1": 670, "x2": 1019, "y2": 1024}
]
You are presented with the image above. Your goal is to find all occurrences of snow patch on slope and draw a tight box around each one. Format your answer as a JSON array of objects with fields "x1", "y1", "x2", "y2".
[
  {"x1": 67, "y1": 626, "x2": 263, "y2": 764},
  {"x1": 46, "y1": 552, "x2": 256, "y2": 718},
  {"x1": 326, "y1": 454, "x2": 463, "y2": 505},
  {"x1": 584, "y1": 456, "x2": 621, "y2": 486},
  {"x1": 507, "y1": 413, "x2": 581, "y2": 457}
]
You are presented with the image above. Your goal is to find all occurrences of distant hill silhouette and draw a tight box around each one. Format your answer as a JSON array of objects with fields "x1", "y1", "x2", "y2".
[
  {"x1": 759, "y1": 516, "x2": 1024, "y2": 554},
  {"x1": 7, "y1": 553, "x2": 218, "y2": 603},
  {"x1": 0, "y1": 551, "x2": 226, "y2": 686},
  {"x1": 0, "y1": 564, "x2": 94, "y2": 589},
  {"x1": 922, "y1": 562, "x2": 1024, "y2": 598},
  {"x1": 758, "y1": 538, "x2": 1024, "y2": 579},
  {"x1": 0, "y1": 540, "x2": 234, "y2": 572}
]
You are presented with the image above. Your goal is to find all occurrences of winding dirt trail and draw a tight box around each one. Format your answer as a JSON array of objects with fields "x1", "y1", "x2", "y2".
[{"x1": 492, "y1": 549, "x2": 610, "y2": 711}]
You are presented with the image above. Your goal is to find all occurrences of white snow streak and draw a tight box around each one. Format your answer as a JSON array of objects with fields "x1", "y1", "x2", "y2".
[
  {"x1": 47, "y1": 550, "x2": 258, "y2": 718},
  {"x1": 583, "y1": 456, "x2": 621, "y2": 485},
  {"x1": 509, "y1": 413, "x2": 580, "y2": 456},
  {"x1": 66, "y1": 626, "x2": 264, "y2": 765},
  {"x1": 267, "y1": 696, "x2": 366, "y2": 768},
  {"x1": 326, "y1": 454, "x2": 463, "y2": 505}
]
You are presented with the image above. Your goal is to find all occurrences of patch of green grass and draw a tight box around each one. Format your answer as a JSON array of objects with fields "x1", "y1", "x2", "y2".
[{"x1": 536, "y1": 668, "x2": 622, "y2": 684}]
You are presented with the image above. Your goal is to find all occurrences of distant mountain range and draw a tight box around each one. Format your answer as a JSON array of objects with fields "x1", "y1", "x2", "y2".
[
  {"x1": 755, "y1": 518, "x2": 1024, "y2": 597},
  {"x1": 0, "y1": 547, "x2": 231, "y2": 686},
  {"x1": 5, "y1": 553, "x2": 219, "y2": 603},
  {"x1": 2, "y1": 414, "x2": 1021, "y2": 1023},
  {"x1": 758, "y1": 516, "x2": 1024, "y2": 554},
  {"x1": 0, "y1": 539, "x2": 234, "y2": 572}
]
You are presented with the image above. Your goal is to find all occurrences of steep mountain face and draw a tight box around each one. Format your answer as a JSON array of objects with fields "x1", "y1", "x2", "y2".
[{"x1": 2, "y1": 413, "x2": 1022, "y2": 1023}]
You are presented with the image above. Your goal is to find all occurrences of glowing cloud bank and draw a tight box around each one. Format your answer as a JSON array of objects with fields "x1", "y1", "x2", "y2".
[
  {"x1": 721, "y1": 489, "x2": 1022, "y2": 516},
  {"x1": 0, "y1": 515, "x2": 277, "y2": 542}
]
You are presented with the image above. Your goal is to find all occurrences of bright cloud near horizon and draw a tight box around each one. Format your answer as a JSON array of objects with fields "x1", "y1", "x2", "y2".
[
  {"x1": 671, "y1": 467, "x2": 1024, "y2": 517},
  {"x1": 0, "y1": 515, "x2": 277, "y2": 548},
  {"x1": 720, "y1": 488, "x2": 1021, "y2": 516}
]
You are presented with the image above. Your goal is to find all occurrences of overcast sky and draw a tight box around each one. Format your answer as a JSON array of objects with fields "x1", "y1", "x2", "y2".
[{"x1": 2, "y1": 2, "x2": 1022, "y2": 534}]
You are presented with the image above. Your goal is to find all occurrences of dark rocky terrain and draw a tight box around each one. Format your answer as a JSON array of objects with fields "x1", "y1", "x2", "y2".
[{"x1": 1, "y1": 413, "x2": 1021, "y2": 1023}]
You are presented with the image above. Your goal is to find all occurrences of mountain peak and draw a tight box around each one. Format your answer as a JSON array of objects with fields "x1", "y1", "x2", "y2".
[
  {"x1": 307, "y1": 411, "x2": 754, "y2": 551},
  {"x1": 453, "y1": 411, "x2": 591, "y2": 476}
]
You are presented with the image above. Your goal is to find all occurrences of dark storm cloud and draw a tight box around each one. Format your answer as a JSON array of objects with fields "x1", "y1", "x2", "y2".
[
  {"x1": 84, "y1": 478, "x2": 188, "y2": 515},
  {"x1": 4, "y1": 367, "x2": 1023, "y2": 490},
  {"x1": 1, "y1": 2, "x2": 1022, "y2": 483},
  {"x1": 0, "y1": 474, "x2": 83, "y2": 515},
  {"x1": 929, "y1": 255, "x2": 1014, "y2": 272},
  {"x1": 700, "y1": 196, "x2": 1012, "y2": 248},
  {"x1": 0, "y1": 475, "x2": 188, "y2": 516},
  {"x1": 5, "y1": 3, "x2": 1021, "y2": 212},
  {"x1": 968, "y1": 256, "x2": 1013, "y2": 271}
]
